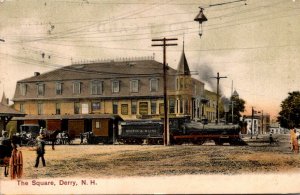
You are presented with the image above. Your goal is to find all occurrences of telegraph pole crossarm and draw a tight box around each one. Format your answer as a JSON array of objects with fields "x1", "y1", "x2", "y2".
[
  {"x1": 152, "y1": 37, "x2": 178, "y2": 146},
  {"x1": 211, "y1": 72, "x2": 227, "y2": 124}
]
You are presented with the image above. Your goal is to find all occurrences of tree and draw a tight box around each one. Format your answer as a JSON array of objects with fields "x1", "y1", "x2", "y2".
[
  {"x1": 277, "y1": 91, "x2": 300, "y2": 128},
  {"x1": 220, "y1": 96, "x2": 246, "y2": 124}
]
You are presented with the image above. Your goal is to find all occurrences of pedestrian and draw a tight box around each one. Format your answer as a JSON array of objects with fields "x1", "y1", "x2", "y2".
[
  {"x1": 290, "y1": 128, "x2": 295, "y2": 151},
  {"x1": 80, "y1": 133, "x2": 83, "y2": 144},
  {"x1": 34, "y1": 133, "x2": 46, "y2": 168},
  {"x1": 269, "y1": 130, "x2": 274, "y2": 144},
  {"x1": 293, "y1": 129, "x2": 299, "y2": 154}
]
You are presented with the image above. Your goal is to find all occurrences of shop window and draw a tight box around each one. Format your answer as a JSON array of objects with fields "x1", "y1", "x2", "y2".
[{"x1": 121, "y1": 104, "x2": 128, "y2": 115}]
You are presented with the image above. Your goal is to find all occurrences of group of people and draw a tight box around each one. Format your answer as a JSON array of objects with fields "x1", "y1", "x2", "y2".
[{"x1": 290, "y1": 128, "x2": 300, "y2": 154}]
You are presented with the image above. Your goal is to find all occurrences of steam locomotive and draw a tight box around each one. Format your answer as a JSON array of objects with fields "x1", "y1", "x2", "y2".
[{"x1": 117, "y1": 117, "x2": 247, "y2": 146}]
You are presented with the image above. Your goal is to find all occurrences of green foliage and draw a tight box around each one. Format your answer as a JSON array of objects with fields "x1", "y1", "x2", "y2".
[
  {"x1": 277, "y1": 91, "x2": 300, "y2": 128},
  {"x1": 220, "y1": 96, "x2": 246, "y2": 124}
]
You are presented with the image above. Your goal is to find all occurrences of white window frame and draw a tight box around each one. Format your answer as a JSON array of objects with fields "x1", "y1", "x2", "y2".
[
  {"x1": 130, "y1": 79, "x2": 139, "y2": 93},
  {"x1": 112, "y1": 80, "x2": 120, "y2": 93},
  {"x1": 73, "y1": 81, "x2": 81, "y2": 95}
]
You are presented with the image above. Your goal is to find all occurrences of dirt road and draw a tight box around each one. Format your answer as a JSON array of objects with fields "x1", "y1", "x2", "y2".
[{"x1": 1, "y1": 134, "x2": 300, "y2": 180}]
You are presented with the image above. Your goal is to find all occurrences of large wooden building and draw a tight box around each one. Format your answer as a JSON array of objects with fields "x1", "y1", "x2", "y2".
[{"x1": 12, "y1": 49, "x2": 207, "y2": 137}]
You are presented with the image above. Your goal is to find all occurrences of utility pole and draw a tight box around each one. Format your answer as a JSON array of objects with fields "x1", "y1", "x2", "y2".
[
  {"x1": 211, "y1": 72, "x2": 227, "y2": 124},
  {"x1": 231, "y1": 80, "x2": 234, "y2": 124},
  {"x1": 251, "y1": 107, "x2": 254, "y2": 139},
  {"x1": 261, "y1": 110, "x2": 264, "y2": 134},
  {"x1": 152, "y1": 37, "x2": 177, "y2": 146}
]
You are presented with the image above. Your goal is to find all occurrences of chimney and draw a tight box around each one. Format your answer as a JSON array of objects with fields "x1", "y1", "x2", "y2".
[{"x1": 34, "y1": 72, "x2": 40, "y2": 76}]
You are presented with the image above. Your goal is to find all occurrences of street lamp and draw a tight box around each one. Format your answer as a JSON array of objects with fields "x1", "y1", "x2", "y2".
[{"x1": 194, "y1": 7, "x2": 208, "y2": 38}]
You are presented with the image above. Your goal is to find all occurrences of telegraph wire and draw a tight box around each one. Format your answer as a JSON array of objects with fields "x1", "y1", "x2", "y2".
[
  {"x1": 7, "y1": 0, "x2": 278, "y2": 43},
  {"x1": 10, "y1": 0, "x2": 288, "y2": 44}
]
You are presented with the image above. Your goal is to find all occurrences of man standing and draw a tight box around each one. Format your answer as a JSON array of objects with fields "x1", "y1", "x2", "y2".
[{"x1": 35, "y1": 134, "x2": 46, "y2": 168}]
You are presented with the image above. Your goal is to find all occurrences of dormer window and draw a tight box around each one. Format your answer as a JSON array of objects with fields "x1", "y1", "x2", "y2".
[
  {"x1": 91, "y1": 80, "x2": 103, "y2": 95},
  {"x1": 37, "y1": 83, "x2": 45, "y2": 96},
  {"x1": 73, "y1": 81, "x2": 81, "y2": 95},
  {"x1": 20, "y1": 83, "x2": 27, "y2": 96},
  {"x1": 56, "y1": 82, "x2": 63, "y2": 95},
  {"x1": 150, "y1": 78, "x2": 158, "y2": 92},
  {"x1": 112, "y1": 80, "x2": 120, "y2": 93},
  {"x1": 130, "y1": 79, "x2": 139, "y2": 93}
]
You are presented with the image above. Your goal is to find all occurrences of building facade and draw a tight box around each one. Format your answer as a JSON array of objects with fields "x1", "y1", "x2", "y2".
[{"x1": 12, "y1": 50, "x2": 206, "y2": 136}]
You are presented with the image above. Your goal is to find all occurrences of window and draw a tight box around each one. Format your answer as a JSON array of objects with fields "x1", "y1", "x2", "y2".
[
  {"x1": 20, "y1": 83, "x2": 27, "y2": 96},
  {"x1": 180, "y1": 78, "x2": 184, "y2": 89},
  {"x1": 151, "y1": 100, "x2": 156, "y2": 114},
  {"x1": 56, "y1": 82, "x2": 62, "y2": 95},
  {"x1": 82, "y1": 103, "x2": 89, "y2": 114},
  {"x1": 92, "y1": 102, "x2": 101, "y2": 112},
  {"x1": 20, "y1": 103, "x2": 24, "y2": 113},
  {"x1": 131, "y1": 100, "x2": 137, "y2": 115},
  {"x1": 185, "y1": 98, "x2": 189, "y2": 114},
  {"x1": 37, "y1": 83, "x2": 45, "y2": 96},
  {"x1": 159, "y1": 103, "x2": 164, "y2": 114},
  {"x1": 112, "y1": 81, "x2": 120, "y2": 93},
  {"x1": 139, "y1": 102, "x2": 148, "y2": 115},
  {"x1": 121, "y1": 104, "x2": 128, "y2": 115},
  {"x1": 169, "y1": 98, "x2": 175, "y2": 114},
  {"x1": 130, "y1": 80, "x2": 139, "y2": 93},
  {"x1": 37, "y1": 103, "x2": 43, "y2": 115},
  {"x1": 74, "y1": 102, "x2": 80, "y2": 114},
  {"x1": 73, "y1": 81, "x2": 81, "y2": 95},
  {"x1": 150, "y1": 78, "x2": 158, "y2": 92},
  {"x1": 91, "y1": 81, "x2": 103, "y2": 95},
  {"x1": 95, "y1": 121, "x2": 101, "y2": 129},
  {"x1": 56, "y1": 103, "x2": 61, "y2": 115},
  {"x1": 113, "y1": 101, "x2": 118, "y2": 114},
  {"x1": 180, "y1": 99, "x2": 183, "y2": 113}
]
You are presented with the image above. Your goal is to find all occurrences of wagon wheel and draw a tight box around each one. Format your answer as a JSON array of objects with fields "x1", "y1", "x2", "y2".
[
  {"x1": 27, "y1": 139, "x2": 37, "y2": 147},
  {"x1": 9, "y1": 149, "x2": 18, "y2": 179},
  {"x1": 16, "y1": 151, "x2": 23, "y2": 178}
]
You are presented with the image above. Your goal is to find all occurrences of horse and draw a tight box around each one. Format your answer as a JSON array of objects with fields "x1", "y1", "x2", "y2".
[{"x1": 42, "y1": 129, "x2": 63, "y2": 150}]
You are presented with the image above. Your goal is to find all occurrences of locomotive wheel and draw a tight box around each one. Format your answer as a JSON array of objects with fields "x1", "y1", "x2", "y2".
[
  {"x1": 193, "y1": 139, "x2": 205, "y2": 145},
  {"x1": 9, "y1": 149, "x2": 18, "y2": 179},
  {"x1": 214, "y1": 140, "x2": 224, "y2": 146},
  {"x1": 16, "y1": 151, "x2": 23, "y2": 178}
]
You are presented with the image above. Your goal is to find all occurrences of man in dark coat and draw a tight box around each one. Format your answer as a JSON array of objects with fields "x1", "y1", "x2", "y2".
[{"x1": 34, "y1": 134, "x2": 46, "y2": 168}]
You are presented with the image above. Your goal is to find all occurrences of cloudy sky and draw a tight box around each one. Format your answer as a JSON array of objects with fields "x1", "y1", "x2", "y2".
[{"x1": 0, "y1": 0, "x2": 299, "y2": 119}]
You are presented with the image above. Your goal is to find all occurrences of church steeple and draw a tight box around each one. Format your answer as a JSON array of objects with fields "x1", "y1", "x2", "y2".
[{"x1": 177, "y1": 38, "x2": 191, "y2": 76}]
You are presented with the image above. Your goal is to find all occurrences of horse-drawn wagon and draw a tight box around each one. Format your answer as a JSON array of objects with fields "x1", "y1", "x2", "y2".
[{"x1": 0, "y1": 139, "x2": 23, "y2": 179}]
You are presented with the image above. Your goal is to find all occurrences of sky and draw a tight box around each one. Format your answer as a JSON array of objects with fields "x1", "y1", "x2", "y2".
[{"x1": 0, "y1": 0, "x2": 300, "y2": 120}]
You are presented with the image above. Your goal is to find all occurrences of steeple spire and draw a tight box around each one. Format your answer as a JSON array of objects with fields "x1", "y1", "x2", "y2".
[{"x1": 177, "y1": 36, "x2": 190, "y2": 76}]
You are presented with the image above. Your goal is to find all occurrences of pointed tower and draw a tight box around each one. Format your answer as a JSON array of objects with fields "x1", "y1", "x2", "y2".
[
  {"x1": 177, "y1": 39, "x2": 191, "y2": 76},
  {"x1": 176, "y1": 38, "x2": 193, "y2": 117}
]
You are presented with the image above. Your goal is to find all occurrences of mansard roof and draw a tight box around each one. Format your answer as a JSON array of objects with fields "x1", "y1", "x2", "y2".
[
  {"x1": 19, "y1": 60, "x2": 177, "y2": 83},
  {"x1": 177, "y1": 48, "x2": 191, "y2": 76}
]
